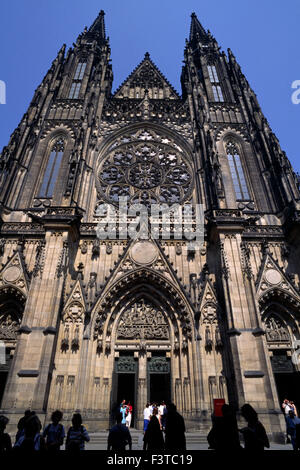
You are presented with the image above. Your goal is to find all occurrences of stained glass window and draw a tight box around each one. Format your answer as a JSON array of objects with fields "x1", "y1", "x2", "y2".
[
  {"x1": 207, "y1": 65, "x2": 224, "y2": 102},
  {"x1": 39, "y1": 138, "x2": 65, "y2": 198},
  {"x1": 226, "y1": 141, "x2": 250, "y2": 200},
  {"x1": 68, "y1": 62, "x2": 86, "y2": 99}
]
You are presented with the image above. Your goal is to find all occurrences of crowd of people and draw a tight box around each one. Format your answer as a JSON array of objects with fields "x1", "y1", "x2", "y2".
[
  {"x1": 1, "y1": 400, "x2": 299, "y2": 452},
  {"x1": 108, "y1": 402, "x2": 185, "y2": 451},
  {"x1": 0, "y1": 410, "x2": 90, "y2": 452}
]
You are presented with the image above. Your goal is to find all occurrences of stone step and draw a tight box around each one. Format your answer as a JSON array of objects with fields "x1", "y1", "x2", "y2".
[{"x1": 88, "y1": 433, "x2": 208, "y2": 445}]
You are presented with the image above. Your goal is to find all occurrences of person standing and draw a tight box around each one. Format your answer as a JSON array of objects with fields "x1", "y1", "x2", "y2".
[
  {"x1": 282, "y1": 399, "x2": 293, "y2": 442},
  {"x1": 143, "y1": 403, "x2": 151, "y2": 433},
  {"x1": 120, "y1": 404, "x2": 127, "y2": 426},
  {"x1": 43, "y1": 410, "x2": 65, "y2": 451},
  {"x1": 108, "y1": 413, "x2": 132, "y2": 451},
  {"x1": 0, "y1": 416, "x2": 12, "y2": 451},
  {"x1": 65, "y1": 413, "x2": 90, "y2": 451},
  {"x1": 143, "y1": 408, "x2": 164, "y2": 450},
  {"x1": 126, "y1": 402, "x2": 132, "y2": 428},
  {"x1": 240, "y1": 404, "x2": 270, "y2": 451},
  {"x1": 286, "y1": 410, "x2": 300, "y2": 450},
  {"x1": 207, "y1": 404, "x2": 242, "y2": 451},
  {"x1": 14, "y1": 413, "x2": 44, "y2": 451},
  {"x1": 164, "y1": 403, "x2": 186, "y2": 451}
]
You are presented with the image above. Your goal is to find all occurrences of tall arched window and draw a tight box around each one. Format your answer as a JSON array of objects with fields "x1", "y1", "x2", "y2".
[
  {"x1": 39, "y1": 138, "x2": 65, "y2": 198},
  {"x1": 207, "y1": 64, "x2": 224, "y2": 102},
  {"x1": 226, "y1": 141, "x2": 250, "y2": 200},
  {"x1": 68, "y1": 61, "x2": 87, "y2": 99}
]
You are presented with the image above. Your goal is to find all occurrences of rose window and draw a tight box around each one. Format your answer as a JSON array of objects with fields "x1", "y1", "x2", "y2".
[{"x1": 97, "y1": 128, "x2": 193, "y2": 207}]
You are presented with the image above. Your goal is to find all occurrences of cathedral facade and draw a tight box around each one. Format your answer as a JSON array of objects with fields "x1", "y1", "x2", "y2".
[{"x1": 0, "y1": 11, "x2": 299, "y2": 439}]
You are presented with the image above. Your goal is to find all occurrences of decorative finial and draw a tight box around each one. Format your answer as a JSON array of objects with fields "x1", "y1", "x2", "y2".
[{"x1": 144, "y1": 52, "x2": 150, "y2": 59}]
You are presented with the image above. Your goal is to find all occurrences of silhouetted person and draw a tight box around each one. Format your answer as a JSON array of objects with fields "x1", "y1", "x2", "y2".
[
  {"x1": 164, "y1": 403, "x2": 186, "y2": 450},
  {"x1": 286, "y1": 410, "x2": 300, "y2": 450},
  {"x1": 66, "y1": 413, "x2": 90, "y2": 451},
  {"x1": 15, "y1": 409, "x2": 32, "y2": 443},
  {"x1": 43, "y1": 410, "x2": 65, "y2": 451},
  {"x1": 14, "y1": 413, "x2": 44, "y2": 450},
  {"x1": 240, "y1": 404, "x2": 270, "y2": 451},
  {"x1": 143, "y1": 408, "x2": 164, "y2": 450},
  {"x1": 0, "y1": 415, "x2": 12, "y2": 451},
  {"x1": 207, "y1": 404, "x2": 242, "y2": 451},
  {"x1": 107, "y1": 412, "x2": 132, "y2": 451}
]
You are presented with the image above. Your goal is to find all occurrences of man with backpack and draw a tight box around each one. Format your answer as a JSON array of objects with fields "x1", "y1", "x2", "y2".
[{"x1": 43, "y1": 410, "x2": 65, "y2": 451}]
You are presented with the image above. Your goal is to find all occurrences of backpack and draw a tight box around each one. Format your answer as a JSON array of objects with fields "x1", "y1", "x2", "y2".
[{"x1": 66, "y1": 425, "x2": 84, "y2": 452}]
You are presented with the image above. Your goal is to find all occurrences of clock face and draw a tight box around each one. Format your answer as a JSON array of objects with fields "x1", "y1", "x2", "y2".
[{"x1": 96, "y1": 128, "x2": 194, "y2": 209}]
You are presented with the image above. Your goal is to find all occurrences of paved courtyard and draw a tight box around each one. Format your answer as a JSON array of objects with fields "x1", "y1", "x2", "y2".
[{"x1": 79, "y1": 430, "x2": 290, "y2": 451}]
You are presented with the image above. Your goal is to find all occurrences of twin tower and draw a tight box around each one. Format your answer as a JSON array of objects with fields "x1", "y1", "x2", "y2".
[{"x1": 0, "y1": 11, "x2": 299, "y2": 438}]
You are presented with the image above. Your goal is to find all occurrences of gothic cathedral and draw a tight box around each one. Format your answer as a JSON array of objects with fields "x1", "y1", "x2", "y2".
[{"x1": 0, "y1": 11, "x2": 299, "y2": 439}]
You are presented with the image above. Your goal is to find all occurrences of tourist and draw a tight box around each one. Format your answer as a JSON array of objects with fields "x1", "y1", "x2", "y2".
[
  {"x1": 15, "y1": 409, "x2": 32, "y2": 444},
  {"x1": 120, "y1": 404, "x2": 127, "y2": 425},
  {"x1": 289, "y1": 401, "x2": 298, "y2": 417},
  {"x1": 240, "y1": 404, "x2": 270, "y2": 451},
  {"x1": 125, "y1": 401, "x2": 132, "y2": 428},
  {"x1": 65, "y1": 413, "x2": 90, "y2": 451},
  {"x1": 164, "y1": 403, "x2": 186, "y2": 450},
  {"x1": 207, "y1": 404, "x2": 242, "y2": 451},
  {"x1": 143, "y1": 403, "x2": 151, "y2": 432},
  {"x1": 43, "y1": 410, "x2": 65, "y2": 451},
  {"x1": 143, "y1": 408, "x2": 164, "y2": 450},
  {"x1": 158, "y1": 401, "x2": 166, "y2": 430},
  {"x1": 14, "y1": 413, "x2": 44, "y2": 450},
  {"x1": 107, "y1": 412, "x2": 132, "y2": 451},
  {"x1": 282, "y1": 399, "x2": 293, "y2": 442},
  {"x1": 286, "y1": 410, "x2": 300, "y2": 450},
  {"x1": 0, "y1": 415, "x2": 12, "y2": 451}
]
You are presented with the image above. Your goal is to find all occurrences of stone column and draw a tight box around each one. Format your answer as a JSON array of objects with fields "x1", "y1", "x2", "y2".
[{"x1": 136, "y1": 352, "x2": 147, "y2": 430}]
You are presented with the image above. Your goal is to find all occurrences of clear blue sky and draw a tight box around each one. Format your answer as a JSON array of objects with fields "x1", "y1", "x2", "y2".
[{"x1": 0, "y1": 0, "x2": 299, "y2": 171}]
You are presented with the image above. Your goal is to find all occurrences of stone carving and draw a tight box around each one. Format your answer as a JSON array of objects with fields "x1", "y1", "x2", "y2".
[
  {"x1": 96, "y1": 128, "x2": 193, "y2": 209},
  {"x1": 117, "y1": 299, "x2": 169, "y2": 340},
  {"x1": 130, "y1": 241, "x2": 157, "y2": 265},
  {"x1": 265, "y1": 316, "x2": 290, "y2": 344},
  {"x1": 116, "y1": 357, "x2": 137, "y2": 373},
  {"x1": 0, "y1": 311, "x2": 21, "y2": 340},
  {"x1": 148, "y1": 357, "x2": 170, "y2": 373}
]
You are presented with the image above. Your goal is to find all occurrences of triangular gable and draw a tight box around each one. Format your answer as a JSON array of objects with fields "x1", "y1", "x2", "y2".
[
  {"x1": 113, "y1": 53, "x2": 180, "y2": 100},
  {"x1": 62, "y1": 278, "x2": 88, "y2": 322},
  {"x1": 0, "y1": 250, "x2": 29, "y2": 296},
  {"x1": 256, "y1": 253, "x2": 299, "y2": 300},
  {"x1": 99, "y1": 239, "x2": 194, "y2": 312},
  {"x1": 198, "y1": 278, "x2": 218, "y2": 324}
]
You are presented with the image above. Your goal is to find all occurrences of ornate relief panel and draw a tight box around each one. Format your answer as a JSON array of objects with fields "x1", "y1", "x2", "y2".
[{"x1": 117, "y1": 298, "x2": 169, "y2": 341}]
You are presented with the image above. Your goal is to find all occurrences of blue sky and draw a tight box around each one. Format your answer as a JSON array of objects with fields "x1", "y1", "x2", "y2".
[{"x1": 0, "y1": 0, "x2": 299, "y2": 171}]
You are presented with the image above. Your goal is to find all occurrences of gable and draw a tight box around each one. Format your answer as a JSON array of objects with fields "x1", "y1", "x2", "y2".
[{"x1": 113, "y1": 53, "x2": 180, "y2": 100}]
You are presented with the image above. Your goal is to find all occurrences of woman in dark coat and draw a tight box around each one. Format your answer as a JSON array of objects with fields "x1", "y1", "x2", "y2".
[
  {"x1": 143, "y1": 408, "x2": 164, "y2": 450},
  {"x1": 164, "y1": 403, "x2": 186, "y2": 451},
  {"x1": 240, "y1": 404, "x2": 270, "y2": 451}
]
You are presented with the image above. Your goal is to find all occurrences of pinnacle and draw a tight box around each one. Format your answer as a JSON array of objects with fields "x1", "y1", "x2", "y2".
[{"x1": 144, "y1": 52, "x2": 150, "y2": 59}]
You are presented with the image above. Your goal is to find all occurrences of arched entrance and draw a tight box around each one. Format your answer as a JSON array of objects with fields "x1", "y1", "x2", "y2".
[
  {"x1": 112, "y1": 296, "x2": 172, "y2": 427},
  {"x1": 0, "y1": 287, "x2": 25, "y2": 405},
  {"x1": 92, "y1": 268, "x2": 198, "y2": 430},
  {"x1": 260, "y1": 294, "x2": 300, "y2": 413}
]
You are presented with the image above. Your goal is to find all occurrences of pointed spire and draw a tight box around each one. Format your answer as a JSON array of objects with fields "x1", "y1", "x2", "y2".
[
  {"x1": 189, "y1": 12, "x2": 207, "y2": 42},
  {"x1": 88, "y1": 9, "x2": 106, "y2": 41}
]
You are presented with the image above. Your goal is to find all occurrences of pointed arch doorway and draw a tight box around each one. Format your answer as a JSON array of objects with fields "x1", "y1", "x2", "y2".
[
  {"x1": 261, "y1": 299, "x2": 300, "y2": 413},
  {"x1": 111, "y1": 296, "x2": 172, "y2": 429}
]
